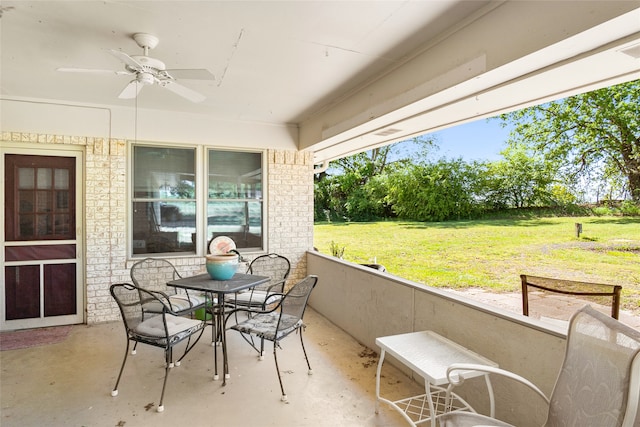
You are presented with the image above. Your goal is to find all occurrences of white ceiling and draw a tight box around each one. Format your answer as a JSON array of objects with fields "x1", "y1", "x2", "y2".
[
  {"x1": 1, "y1": 1, "x2": 640, "y2": 162},
  {"x1": 1, "y1": 1, "x2": 488, "y2": 123}
]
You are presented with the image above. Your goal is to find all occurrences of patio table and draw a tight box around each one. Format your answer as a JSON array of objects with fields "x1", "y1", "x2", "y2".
[
  {"x1": 167, "y1": 272, "x2": 269, "y2": 385},
  {"x1": 375, "y1": 330, "x2": 498, "y2": 427}
]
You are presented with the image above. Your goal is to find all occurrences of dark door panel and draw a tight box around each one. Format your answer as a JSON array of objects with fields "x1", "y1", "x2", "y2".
[{"x1": 3, "y1": 154, "x2": 80, "y2": 327}]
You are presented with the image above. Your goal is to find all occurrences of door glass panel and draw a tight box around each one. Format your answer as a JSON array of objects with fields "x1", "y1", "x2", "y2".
[
  {"x1": 36, "y1": 190, "x2": 51, "y2": 212},
  {"x1": 19, "y1": 191, "x2": 34, "y2": 212},
  {"x1": 5, "y1": 265, "x2": 40, "y2": 320},
  {"x1": 54, "y1": 169, "x2": 69, "y2": 190},
  {"x1": 54, "y1": 214, "x2": 70, "y2": 234},
  {"x1": 56, "y1": 191, "x2": 69, "y2": 209},
  {"x1": 44, "y1": 264, "x2": 76, "y2": 316},
  {"x1": 18, "y1": 168, "x2": 34, "y2": 189},
  {"x1": 19, "y1": 215, "x2": 34, "y2": 237},
  {"x1": 37, "y1": 215, "x2": 51, "y2": 236},
  {"x1": 37, "y1": 168, "x2": 52, "y2": 189}
]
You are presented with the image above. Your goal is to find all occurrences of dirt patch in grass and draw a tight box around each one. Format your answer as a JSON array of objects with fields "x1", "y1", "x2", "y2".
[{"x1": 539, "y1": 240, "x2": 640, "y2": 253}]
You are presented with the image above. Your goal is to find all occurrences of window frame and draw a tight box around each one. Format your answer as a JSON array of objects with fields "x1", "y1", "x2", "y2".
[
  {"x1": 206, "y1": 148, "x2": 265, "y2": 254},
  {"x1": 128, "y1": 142, "x2": 266, "y2": 258}
]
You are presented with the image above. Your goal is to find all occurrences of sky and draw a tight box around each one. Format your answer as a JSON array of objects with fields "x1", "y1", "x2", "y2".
[{"x1": 427, "y1": 118, "x2": 513, "y2": 162}]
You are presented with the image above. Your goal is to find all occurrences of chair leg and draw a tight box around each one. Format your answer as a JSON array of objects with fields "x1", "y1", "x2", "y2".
[
  {"x1": 299, "y1": 328, "x2": 313, "y2": 375},
  {"x1": 111, "y1": 339, "x2": 131, "y2": 397},
  {"x1": 273, "y1": 342, "x2": 287, "y2": 402},
  {"x1": 157, "y1": 348, "x2": 172, "y2": 413}
]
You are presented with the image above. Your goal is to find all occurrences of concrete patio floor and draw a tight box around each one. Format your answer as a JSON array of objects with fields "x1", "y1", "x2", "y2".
[{"x1": 1, "y1": 307, "x2": 422, "y2": 427}]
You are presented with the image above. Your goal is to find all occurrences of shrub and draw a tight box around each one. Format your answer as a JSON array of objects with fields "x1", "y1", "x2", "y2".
[{"x1": 620, "y1": 201, "x2": 640, "y2": 216}]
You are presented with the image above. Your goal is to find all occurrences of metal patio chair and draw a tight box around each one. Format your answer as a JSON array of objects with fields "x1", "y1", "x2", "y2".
[
  {"x1": 224, "y1": 253, "x2": 291, "y2": 348},
  {"x1": 228, "y1": 253, "x2": 291, "y2": 309},
  {"x1": 437, "y1": 305, "x2": 640, "y2": 427},
  {"x1": 110, "y1": 283, "x2": 206, "y2": 412},
  {"x1": 224, "y1": 275, "x2": 318, "y2": 402},
  {"x1": 130, "y1": 257, "x2": 207, "y2": 317}
]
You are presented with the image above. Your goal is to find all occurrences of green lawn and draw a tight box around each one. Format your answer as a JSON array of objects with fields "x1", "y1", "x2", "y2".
[{"x1": 314, "y1": 216, "x2": 640, "y2": 312}]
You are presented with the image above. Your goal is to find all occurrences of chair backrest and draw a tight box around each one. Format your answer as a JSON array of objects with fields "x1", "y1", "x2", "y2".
[
  {"x1": 277, "y1": 275, "x2": 317, "y2": 331},
  {"x1": 247, "y1": 253, "x2": 290, "y2": 291},
  {"x1": 130, "y1": 257, "x2": 182, "y2": 296},
  {"x1": 545, "y1": 305, "x2": 640, "y2": 427},
  {"x1": 110, "y1": 283, "x2": 146, "y2": 334},
  {"x1": 521, "y1": 274, "x2": 622, "y2": 320}
]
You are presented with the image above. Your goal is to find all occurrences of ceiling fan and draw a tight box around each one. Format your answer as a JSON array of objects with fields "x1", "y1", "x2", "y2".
[{"x1": 57, "y1": 33, "x2": 215, "y2": 103}]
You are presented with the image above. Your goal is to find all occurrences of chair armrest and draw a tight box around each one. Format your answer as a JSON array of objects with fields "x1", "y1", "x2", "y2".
[
  {"x1": 446, "y1": 363, "x2": 550, "y2": 404},
  {"x1": 241, "y1": 279, "x2": 285, "y2": 299},
  {"x1": 223, "y1": 292, "x2": 286, "y2": 324},
  {"x1": 141, "y1": 288, "x2": 184, "y2": 316},
  {"x1": 140, "y1": 290, "x2": 172, "y2": 309},
  {"x1": 265, "y1": 279, "x2": 286, "y2": 294}
]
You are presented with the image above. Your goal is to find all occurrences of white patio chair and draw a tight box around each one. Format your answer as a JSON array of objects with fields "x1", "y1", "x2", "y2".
[{"x1": 437, "y1": 305, "x2": 640, "y2": 427}]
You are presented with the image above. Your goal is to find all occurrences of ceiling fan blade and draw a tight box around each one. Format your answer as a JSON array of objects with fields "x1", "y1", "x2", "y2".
[
  {"x1": 57, "y1": 67, "x2": 131, "y2": 76},
  {"x1": 108, "y1": 49, "x2": 144, "y2": 71},
  {"x1": 118, "y1": 80, "x2": 144, "y2": 99},
  {"x1": 165, "y1": 69, "x2": 215, "y2": 80},
  {"x1": 160, "y1": 80, "x2": 206, "y2": 103}
]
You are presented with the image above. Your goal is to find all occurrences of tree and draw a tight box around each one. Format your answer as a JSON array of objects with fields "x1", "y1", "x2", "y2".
[
  {"x1": 483, "y1": 145, "x2": 556, "y2": 208},
  {"x1": 328, "y1": 135, "x2": 436, "y2": 179},
  {"x1": 314, "y1": 135, "x2": 435, "y2": 221},
  {"x1": 387, "y1": 159, "x2": 484, "y2": 221},
  {"x1": 498, "y1": 79, "x2": 640, "y2": 201}
]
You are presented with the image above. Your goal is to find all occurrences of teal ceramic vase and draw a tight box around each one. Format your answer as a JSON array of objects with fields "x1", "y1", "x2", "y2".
[{"x1": 205, "y1": 253, "x2": 238, "y2": 280}]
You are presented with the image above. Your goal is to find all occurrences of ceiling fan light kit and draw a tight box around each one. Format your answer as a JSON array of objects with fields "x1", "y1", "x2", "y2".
[
  {"x1": 57, "y1": 33, "x2": 214, "y2": 103},
  {"x1": 136, "y1": 72, "x2": 155, "y2": 86}
]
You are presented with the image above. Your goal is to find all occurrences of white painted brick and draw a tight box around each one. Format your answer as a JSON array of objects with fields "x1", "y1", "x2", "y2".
[{"x1": 6, "y1": 134, "x2": 315, "y2": 324}]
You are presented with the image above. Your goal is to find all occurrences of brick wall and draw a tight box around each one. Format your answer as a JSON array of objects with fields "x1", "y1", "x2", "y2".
[
  {"x1": 2, "y1": 131, "x2": 315, "y2": 324},
  {"x1": 266, "y1": 150, "x2": 315, "y2": 285}
]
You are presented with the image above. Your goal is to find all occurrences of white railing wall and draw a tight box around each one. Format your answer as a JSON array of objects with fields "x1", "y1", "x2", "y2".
[{"x1": 307, "y1": 251, "x2": 566, "y2": 426}]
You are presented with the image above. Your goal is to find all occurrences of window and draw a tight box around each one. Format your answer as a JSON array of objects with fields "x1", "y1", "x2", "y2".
[
  {"x1": 207, "y1": 150, "x2": 263, "y2": 250},
  {"x1": 132, "y1": 146, "x2": 196, "y2": 254},
  {"x1": 131, "y1": 145, "x2": 264, "y2": 256}
]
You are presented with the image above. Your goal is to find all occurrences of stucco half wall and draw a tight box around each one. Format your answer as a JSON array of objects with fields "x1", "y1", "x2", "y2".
[{"x1": 306, "y1": 250, "x2": 568, "y2": 426}]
